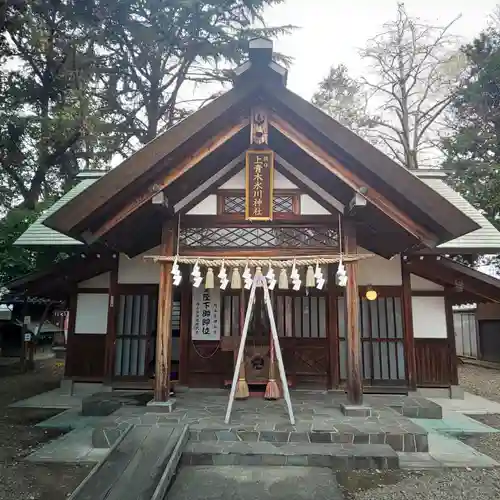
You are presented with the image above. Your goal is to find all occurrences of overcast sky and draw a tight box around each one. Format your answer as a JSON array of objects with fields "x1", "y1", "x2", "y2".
[{"x1": 263, "y1": 0, "x2": 499, "y2": 99}]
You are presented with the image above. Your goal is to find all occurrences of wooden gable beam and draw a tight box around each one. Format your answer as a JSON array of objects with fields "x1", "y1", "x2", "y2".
[
  {"x1": 88, "y1": 118, "x2": 250, "y2": 242},
  {"x1": 405, "y1": 257, "x2": 500, "y2": 303},
  {"x1": 275, "y1": 154, "x2": 345, "y2": 214},
  {"x1": 269, "y1": 113, "x2": 439, "y2": 247},
  {"x1": 173, "y1": 153, "x2": 245, "y2": 214}
]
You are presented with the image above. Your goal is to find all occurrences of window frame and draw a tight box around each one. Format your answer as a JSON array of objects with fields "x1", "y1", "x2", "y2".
[{"x1": 217, "y1": 189, "x2": 301, "y2": 218}]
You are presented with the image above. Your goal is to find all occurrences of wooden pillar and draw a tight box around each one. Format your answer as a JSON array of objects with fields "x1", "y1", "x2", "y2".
[
  {"x1": 327, "y1": 264, "x2": 339, "y2": 389},
  {"x1": 401, "y1": 259, "x2": 417, "y2": 391},
  {"x1": 344, "y1": 220, "x2": 363, "y2": 405},
  {"x1": 20, "y1": 299, "x2": 28, "y2": 373},
  {"x1": 154, "y1": 223, "x2": 175, "y2": 402},
  {"x1": 445, "y1": 291, "x2": 459, "y2": 386},
  {"x1": 104, "y1": 259, "x2": 118, "y2": 381},
  {"x1": 179, "y1": 269, "x2": 191, "y2": 386},
  {"x1": 64, "y1": 291, "x2": 78, "y2": 378}
]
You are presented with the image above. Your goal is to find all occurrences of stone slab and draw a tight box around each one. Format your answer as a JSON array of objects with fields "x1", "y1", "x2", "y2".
[
  {"x1": 368, "y1": 394, "x2": 443, "y2": 419},
  {"x1": 92, "y1": 422, "x2": 131, "y2": 449},
  {"x1": 26, "y1": 427, "x2": 98, "y2": 464},
  {"x1": 340, "y1": 404, "x2": 372, "y2": 417},
  {"x1": 146, "y1": 399, "x2": 176, "y2": 413},
  {"x1": 411, "y1": 412, "x2": 499, "y2": 436},
  {"x1": 397, "y1": 452, "x2": 442, "y2": 470},
  {"x1": 68, "y1": 424, "x2": 188, "y2": 500},
  {"x1": 188, "y1": 427, "x2": 427, "y2": 452},
  {"x1": 181, "y1": 441, "x2": 399, "y2": 470},
  {"x1": 167, "y1": 466, "x2": 343, "y2": 500},
  {"x1": 427, "y1": 432, "x2": 499, "y2": 468}
]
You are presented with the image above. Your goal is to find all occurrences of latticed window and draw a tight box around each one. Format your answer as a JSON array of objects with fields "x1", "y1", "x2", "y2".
[
  {"x1": 180, "y1": 227, "x2": 338, "y2": 249},
  {"x1": 218, "y1": 191, "x2": 299, "y2": 215},
  {"x1": 223, "y1": 196, "x2": 246, "y2": 213}
]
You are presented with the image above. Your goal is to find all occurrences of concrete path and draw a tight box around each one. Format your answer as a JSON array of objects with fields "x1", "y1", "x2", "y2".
[
  {"x1": 430, "y1": 393, "x2": 500, "y2": 415},
  {"x1": 10, "y1": 384, "x2": 101, "y2": 409},
  {"x1": 166, "y1": 466, "x2": 343, "y2": 500}
]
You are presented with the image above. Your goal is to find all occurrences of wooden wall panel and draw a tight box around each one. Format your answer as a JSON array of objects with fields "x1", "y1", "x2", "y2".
[
  {"x1": 415, "y1": 339, "x2": 450, "y2": 387},
  {"x1": 281, "y1": 338, "x2": 328, "y2": 386},
  {"x1": 66, "y1": 334, "x2": 106, "y2": 379},
  {"x1": 188, "y1": 342, "x2": 233, "y2": 387}
]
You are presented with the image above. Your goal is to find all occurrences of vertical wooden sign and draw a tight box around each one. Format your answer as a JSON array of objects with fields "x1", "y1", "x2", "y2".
[{"x1": 245, "y1": 150, "x2": 274, "y2": 221}]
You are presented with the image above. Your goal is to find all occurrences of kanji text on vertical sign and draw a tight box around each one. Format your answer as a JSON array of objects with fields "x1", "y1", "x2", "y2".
[
  {"x1": 191, "y1": 287, "x2": 221, "y2": 341},
  {"x1": 245, "y1": 149, "x2": 274, "y2": 221}
]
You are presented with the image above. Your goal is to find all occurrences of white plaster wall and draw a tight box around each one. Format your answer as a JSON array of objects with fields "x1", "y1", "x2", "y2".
[
  {"x1": 357, "y1": 253, "x2": 402, "y2": 286},
  {"x1": 74, "y1": 293, "x2": 109, "y2": 334},
  {"x1": 187, "y1": 195, "x2": 217, "y2": 215},
  {"x1": 356, "y1": 252, "x2": 444, "y2": 290},
  {"x1": 410, "y1": 274, "x2": 443, "y2": 291},
  {"x1": 300, "y1": 195, "x2": 330, "y2": 215},
  {"x1": 412, "y1": 296, "x2": 447, "y2": 339},
  {"x1": 118, "y1": 246, "x2": 161, "y2": 284},
  {"x1": 78, "y1": 272, "x2": 110, "y2": 289}
]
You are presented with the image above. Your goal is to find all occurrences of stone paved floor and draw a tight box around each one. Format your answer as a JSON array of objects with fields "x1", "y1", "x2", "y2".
[
  {"x1": 166, "y1": 466, "x2": 343, "y2": 500},
  {"x1": 18, "y1": 389, "x2": 500, "y2": 469},
  {"x1": 112, "y1": 391, "x2": 429, "y2": 435}
]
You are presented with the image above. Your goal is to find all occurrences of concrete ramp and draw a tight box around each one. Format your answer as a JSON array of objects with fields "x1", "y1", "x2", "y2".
[{"x1": 69, "y1": 424, "x2": 188, "y2": 500}]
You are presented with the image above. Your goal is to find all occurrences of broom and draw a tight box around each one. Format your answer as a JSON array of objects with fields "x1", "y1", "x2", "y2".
[
  {"x1": 235, "y1": 288, "x2": 249, "y2": 400},
  {"x1": 264, "y1": 291, "x2": 280, "y2": 400},
  {"x1": 264, "y1": 330, "x2": 281, "y2": 400}
]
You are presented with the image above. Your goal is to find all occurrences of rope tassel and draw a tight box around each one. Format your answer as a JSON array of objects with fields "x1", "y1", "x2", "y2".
[
  {"x1": 278, "y1": 268, "x2": 288, "y2": 290},
  {"x1": 205, "y1": 267, "x2": 215, "y2": 289},
  {"x1": 231, "y1": 267, "x2": 241, "y2": 289}
]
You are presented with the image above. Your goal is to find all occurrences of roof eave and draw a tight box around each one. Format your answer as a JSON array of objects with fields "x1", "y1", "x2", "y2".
[
  {"x1": 43, "y1": 81, "x2": 262, "y2": 238},
  {"x1": 263, "y1": 84, "x2": 481, "y2": 242}
]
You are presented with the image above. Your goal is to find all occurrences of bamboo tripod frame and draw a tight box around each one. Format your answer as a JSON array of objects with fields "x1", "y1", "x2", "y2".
[{"x1": 224, "y1": 274, "x2": 295, "y2": 425}]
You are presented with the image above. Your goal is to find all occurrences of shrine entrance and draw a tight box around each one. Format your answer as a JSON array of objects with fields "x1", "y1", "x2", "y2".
[{"x1": 217, "y1": 286, "x2": 329, "y2": 390}]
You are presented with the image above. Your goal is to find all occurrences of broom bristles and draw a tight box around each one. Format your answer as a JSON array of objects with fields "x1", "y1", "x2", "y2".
[
  {"x1": 264, "y1": 379, "x2": 281, "y2": 400},
  {"x1": 235, "y1": 378, "x2": 249, "y2": 400}
]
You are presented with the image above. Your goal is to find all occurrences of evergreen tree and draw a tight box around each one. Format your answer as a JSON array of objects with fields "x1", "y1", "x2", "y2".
[{"x1": 444, "y1": 27, "x2": 500, "y2": 226}]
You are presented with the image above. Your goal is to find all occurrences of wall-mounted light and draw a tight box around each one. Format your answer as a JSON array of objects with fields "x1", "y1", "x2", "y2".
[{"x1": 365, "y1": 286, "x2": 378, "y2": 301}]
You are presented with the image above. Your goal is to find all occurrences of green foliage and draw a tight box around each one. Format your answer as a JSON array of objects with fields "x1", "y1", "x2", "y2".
[
  {"x1": 0, "y1": 202, "x2": 67, "y2": 285},
  {"x1": 444, "y1": 27, "x2": 500, "y2": 226},
  {"x1": 81, "y1": 0, "x2": 293, "y2": 152},
  {"x1": 0, "y1": 0, "x2": 293, "y2": 283}
]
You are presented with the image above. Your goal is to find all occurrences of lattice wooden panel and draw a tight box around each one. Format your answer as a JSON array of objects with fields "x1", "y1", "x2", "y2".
[
  {"x1": 273, "y1": 195, "x2": 294, "y2": 213},
  {"x1": 221, "y1": 195, "x2": 295, "y2": 214},
  {"x1": 223, "y1": 196, "x2": 246, "y2": 213},
  {"x1": 180, "y1": 227, "x2": 338, "y2": 248}
]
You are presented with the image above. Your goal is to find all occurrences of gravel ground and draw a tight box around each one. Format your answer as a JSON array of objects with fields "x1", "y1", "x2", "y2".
[
  {"x1": 339, "y1": 363, "x2": 500, "y2": 500},
  {"x1": 458, "y1": 363, "x2": 500, "y2": 403},
  {"x1": 0, "y1": 358, "x2": 91, "y2": 500}
]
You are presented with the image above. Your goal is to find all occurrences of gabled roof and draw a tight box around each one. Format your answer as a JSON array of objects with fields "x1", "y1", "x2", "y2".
[
  {"x1": 14, "y1": 171, "x2": 106, "y2": 247},
  {"x1": 414, "y1": 170, "x2": 500, "y2": 252},
  {"x1": 39, "y1": 39, "x2": 479, "y2": 256}
]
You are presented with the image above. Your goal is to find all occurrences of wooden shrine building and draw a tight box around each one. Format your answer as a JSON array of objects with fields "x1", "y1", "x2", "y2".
[{"x1": 10, "y1": 38, "x2": 500, "y2": 404}]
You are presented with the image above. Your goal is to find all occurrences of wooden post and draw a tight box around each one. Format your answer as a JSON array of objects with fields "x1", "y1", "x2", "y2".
[
  {"x1": 104, "y1": 259, "x2": 118, "y2": 381},
  {"x1": 179, "y1": 270, "x2": 191, "y2": 386},
  {"x1": 445, "y1": 291, "x2": 459, "y2": 386},
  {"x1": 154, "y1": 223, "x2": 175, "y2": 402},
  {"x1": 401, "y1": 259, "x2": 417, "y2": 391},
  {"x1": 344, "y1": 220, "x2": 363, "y2": 405},
  {"x1": 20, "y1": 299, "x2": 28, "y2": 373},
  {"x1": 327, "y1": 264, "x2": 340, "y2": 389}
]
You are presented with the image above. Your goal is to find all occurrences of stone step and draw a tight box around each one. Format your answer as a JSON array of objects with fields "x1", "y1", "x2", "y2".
[
  {"x1": 189, "y1": 428, "x2": 428, "y2": 452},
  {"x1": 69, "y1": 424, "x2": 188, "y2": 500},
  {"x1": 181, "y1": 441, "x2": 399, "y2": 470}
]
